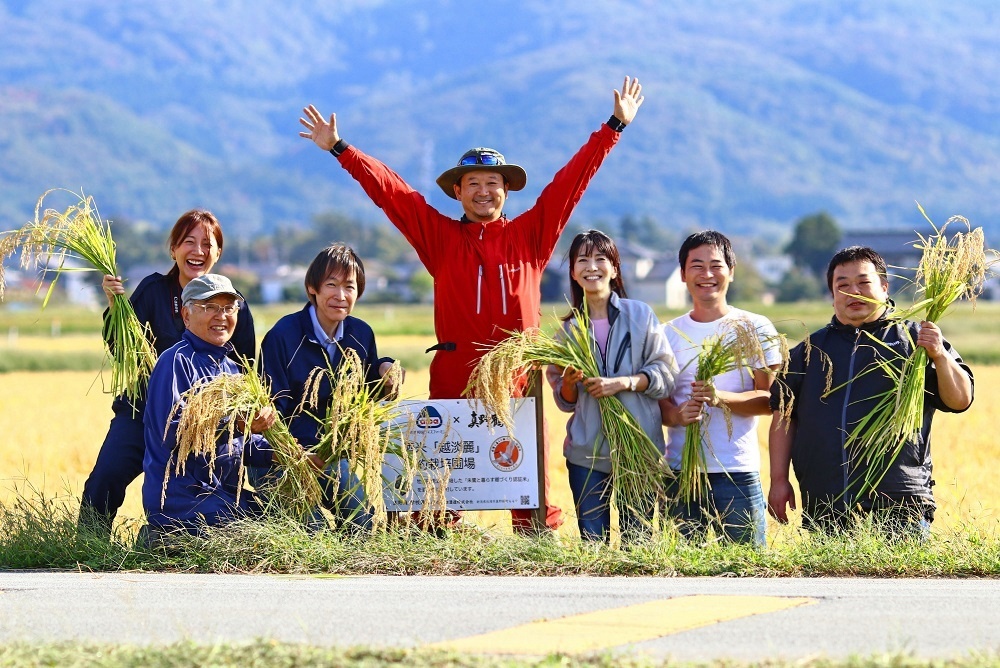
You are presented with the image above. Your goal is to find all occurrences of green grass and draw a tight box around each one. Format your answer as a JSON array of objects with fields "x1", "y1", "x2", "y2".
[
  {"x1": 0, "y1": 349, "x2": 106, "y2": 372},
  {"x1": 5, "y1": 300, "x2": 998, "y2": 371},
  {"x1": 2, "y1": 642, "x2": 998, "y2": 668},
  {"x1": 4, "y1": 489, "x2": 1000, "y2": 577}
]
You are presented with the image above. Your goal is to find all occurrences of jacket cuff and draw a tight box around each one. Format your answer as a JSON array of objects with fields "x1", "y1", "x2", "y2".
[{"x1": 329, "y1": 139, "x2": 350, "y2": 158}]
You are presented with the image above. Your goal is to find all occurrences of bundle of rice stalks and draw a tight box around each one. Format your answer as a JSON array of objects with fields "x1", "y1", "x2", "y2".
[
  {"x1": 167, "y1": 364, "x2": 322, "y2": 521},
  {"x1": 468, "y1": 307, "x2": 667, "y2": 520},
  {"x1": 846, "y1": 209, "x2": 990, "y2": 497},
  {"x1": 0, "y1": 190, "x2": 155, "y2": 401},
  {"x1": 305, "y1": 348, "x2": 405, "y2": 531},
  {"x1": 675, "y1": 317, "x2": 788, "y2": 505}
]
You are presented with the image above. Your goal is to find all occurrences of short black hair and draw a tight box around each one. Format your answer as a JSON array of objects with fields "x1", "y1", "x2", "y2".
[
  {"x1": 678, "y1": 230, "x2": 736, "y2": 272},
  {"x1": 826, "y1": 246, "x2": 887, "y2": 294},
  {"x1": 304, "y1": 243, "x2": 366, "y2": 303}
]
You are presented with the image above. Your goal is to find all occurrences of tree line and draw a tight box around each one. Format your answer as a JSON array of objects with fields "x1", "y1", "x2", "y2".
[{"x1": 106, "y1": 210, "x2": 842, "y2": 305}]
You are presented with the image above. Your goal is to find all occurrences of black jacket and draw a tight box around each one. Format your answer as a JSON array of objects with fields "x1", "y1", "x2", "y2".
[
  {"x1": 103, "y1": 271, "x2": 256, "y2": 414},
  {"x1": 259, "y1": 305, "x2": 391, "y2": 449},
  {"x1": 770, "y1": 312, "x2": 973, "y2": 514}
]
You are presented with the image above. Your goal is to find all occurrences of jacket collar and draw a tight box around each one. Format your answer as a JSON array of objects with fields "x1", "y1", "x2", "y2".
[
  {"x1": 459, "y1": 213, "x2": 508, "y2": 226},
  {"x1": 605, "y1": 291, "x2": 623, "y2": 328},
  {"x1": 827, "y1": 300, "x2": 895, "y2": 333},
  {"x1": 181, "y1": 328, "x2": 234, "y2": 357},
  {"x1": 296, "y1": 303, "x2": 353, "y2": 348}
]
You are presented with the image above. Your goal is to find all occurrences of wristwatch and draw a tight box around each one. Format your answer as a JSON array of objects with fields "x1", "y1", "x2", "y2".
[{"x1": 628, "y1": 376, "x2": 637, "y2": 392}]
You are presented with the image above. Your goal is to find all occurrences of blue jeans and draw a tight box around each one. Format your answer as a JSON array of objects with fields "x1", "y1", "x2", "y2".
[
  {"x1": 567, "y1": 462, "x2": 653, "y2": 543},
  {"x1": 248, "y1": 458, "x2": 371, "y2": 531},
  {"x1": 319, "y1": 458, "x2": 372, "y2": 531},
  {"x1": 667, "y1": 471, "x2": 767, "y2": 547}
]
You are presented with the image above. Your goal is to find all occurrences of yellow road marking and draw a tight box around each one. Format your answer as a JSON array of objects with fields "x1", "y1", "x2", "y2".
[{"x1": 430, "y1": 595, "x2": 816, "y2": 655}]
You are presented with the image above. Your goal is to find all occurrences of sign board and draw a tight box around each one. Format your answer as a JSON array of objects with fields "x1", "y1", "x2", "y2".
[{"x1": 381, "y1": 399, "x2": 539, "y2": 511}]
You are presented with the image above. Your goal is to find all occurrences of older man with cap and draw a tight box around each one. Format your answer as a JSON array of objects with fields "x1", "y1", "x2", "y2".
[
  {"x1": 142, "y1": 274, "x2": 275, "y2": 540},
  {"x1": 299, "y1": 76, "x2": 644, "y2": 534}
]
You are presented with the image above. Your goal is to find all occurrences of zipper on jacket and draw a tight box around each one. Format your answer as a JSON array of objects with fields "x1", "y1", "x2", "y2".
[
  {"x1": 476, "y1": 266, "x2": 483, "y2": 315},
  {"x1": 840, "y1": 328, "x2": 862, "y2": 504},
  {"x1": 612, "y1": 331, "x2": 632, "y2": 373},
  {"x1": 499, "y1": 265, "x2": 507, "y2": 315}
]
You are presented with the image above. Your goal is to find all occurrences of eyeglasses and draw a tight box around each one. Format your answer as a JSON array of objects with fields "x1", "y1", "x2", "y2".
[
  {"x1": 459, "y1": 153, "x2": 502, "y2": 166},
  {"x1": 190, "y1": 302, "x2": 241, "y2": 316}
]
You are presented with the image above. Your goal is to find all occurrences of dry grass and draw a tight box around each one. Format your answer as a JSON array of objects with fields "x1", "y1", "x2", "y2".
[{"x1": 2, "y1": 362, "x2": 999, "y2": 538}]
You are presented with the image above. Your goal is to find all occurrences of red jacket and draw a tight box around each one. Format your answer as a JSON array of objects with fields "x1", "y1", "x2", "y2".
[{"x1": 337, "y1": 124, "x2": 620, "y2": 398}]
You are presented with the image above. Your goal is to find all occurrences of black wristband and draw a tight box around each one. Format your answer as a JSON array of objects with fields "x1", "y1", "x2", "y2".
[
  {"x1": 606, "y1": 115, "x2": 627, "y2": 133},
  {"x1": 329, "y1": 139, "x2": 349, "y2": 157}
]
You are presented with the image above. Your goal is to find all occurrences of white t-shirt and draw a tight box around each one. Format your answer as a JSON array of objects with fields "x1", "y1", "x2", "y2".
[{"x1": 663, "y1": 308, "x2": 781, "y2": 473}]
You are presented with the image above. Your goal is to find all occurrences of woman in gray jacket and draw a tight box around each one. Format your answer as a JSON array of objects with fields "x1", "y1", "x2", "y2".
[{"x1": 547, "y1": 230, "x2": 676, "y2": 542}]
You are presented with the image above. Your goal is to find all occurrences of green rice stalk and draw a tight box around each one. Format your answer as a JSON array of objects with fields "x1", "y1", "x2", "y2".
[
  {"x1": 674, "y1": 317, "x2": 788, "y2": 505},
  {"x1": 845, "y1": 209, "x2": 990, "y2": 498},
  {"x1": 0, "y1": 190, "x2": 155, "y2": 401},
  {"x1": 468, "y1": 306, "x2": 667, "y2": 521},
  {"x1": 304, "y1": 348, "x2": 407, "y2": 531}
]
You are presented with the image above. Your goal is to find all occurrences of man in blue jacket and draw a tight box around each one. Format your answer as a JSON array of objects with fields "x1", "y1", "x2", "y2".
[
  {"x1": 259, "y1": 244, "x2": 397, "y2": 529},
  {"x1": 768, "y1": 246, "x2": 974, "y2": 534},
  {"x1": 142, "y1": 274, "x2": 274, "y2": 541}
]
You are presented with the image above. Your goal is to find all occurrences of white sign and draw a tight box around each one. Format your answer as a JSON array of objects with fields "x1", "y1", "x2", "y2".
[{"x1": 381, "y1": 399, "x2": 539, "y2": 511}]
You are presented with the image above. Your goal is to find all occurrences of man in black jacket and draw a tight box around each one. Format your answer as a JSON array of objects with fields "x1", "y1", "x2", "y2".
[{"x1": 767, "y1": 246, "x2": 974, "y2": 533}]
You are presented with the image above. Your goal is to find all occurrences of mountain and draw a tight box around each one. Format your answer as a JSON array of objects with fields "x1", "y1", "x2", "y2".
[{"x1": 2, "y1": 0, "x2": 999, "y2": 245}]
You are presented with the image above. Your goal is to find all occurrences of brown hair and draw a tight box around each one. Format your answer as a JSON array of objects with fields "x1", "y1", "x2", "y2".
[
  {"x1": 304, "y1": 243, "x2": 366, "y2": 304},
  {"x1": 166, "y1": 210, "x2": 224, "y2": 277}
]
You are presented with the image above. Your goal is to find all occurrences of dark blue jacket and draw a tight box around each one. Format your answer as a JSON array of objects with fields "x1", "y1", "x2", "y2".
[
  {"x1": 104, "y1": 271, "x2": 256, "y2": 413},
  {"x1": 770, "y1": 313, "x2": 974, "y2": 514},
  {"x1": 260, "y1": 305, "x2": 390, "y2": 449},
  {"x1": 142, "y1": 330, "x2": 272, "y2": 530}
]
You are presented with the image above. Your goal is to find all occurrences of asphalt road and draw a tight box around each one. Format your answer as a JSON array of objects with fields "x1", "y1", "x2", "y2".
[{"x1": 2, "y1": 572, "x2": 998, "y2": 660}]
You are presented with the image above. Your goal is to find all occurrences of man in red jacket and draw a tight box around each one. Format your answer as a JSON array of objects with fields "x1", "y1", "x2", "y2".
[{"x1": 300, "y1": 76, "x2": 644, "y2": 534}]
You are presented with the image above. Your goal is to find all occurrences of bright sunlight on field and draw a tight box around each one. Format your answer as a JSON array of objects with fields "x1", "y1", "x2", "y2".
[{"x1": 1, "y1": 362, "x2": 998, "y2": 538}]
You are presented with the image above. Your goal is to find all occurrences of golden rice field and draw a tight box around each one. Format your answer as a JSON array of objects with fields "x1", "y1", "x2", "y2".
[{"x1": 1, "y1": 347, "x2": 998, "y2": 538}]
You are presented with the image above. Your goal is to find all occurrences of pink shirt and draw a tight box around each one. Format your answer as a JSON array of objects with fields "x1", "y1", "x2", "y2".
[{"x1": 592, "y1": 317, "x2": 610, "y2": 362}]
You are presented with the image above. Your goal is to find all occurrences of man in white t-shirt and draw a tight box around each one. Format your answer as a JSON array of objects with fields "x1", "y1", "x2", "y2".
[{"x1": 659, "y1": 231, "x2": 781, "y2": 546}]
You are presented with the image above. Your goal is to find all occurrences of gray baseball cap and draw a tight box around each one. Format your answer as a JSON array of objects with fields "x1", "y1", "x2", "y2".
[{"x1": 181, "y1": 274, "x2": 241, "y2": 303}]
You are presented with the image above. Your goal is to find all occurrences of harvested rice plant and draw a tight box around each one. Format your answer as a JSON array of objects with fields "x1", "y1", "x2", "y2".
[{"x1": 2, "y1": 364, "x2": 1000, "y2": 537}]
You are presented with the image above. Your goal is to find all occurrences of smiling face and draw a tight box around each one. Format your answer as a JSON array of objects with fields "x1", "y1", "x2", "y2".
[
  {"x1": 453, "y1": 170, "x2": 508, "y2": 223},
  {"x1": 171, "y1": 223, "x2": 221, "y2": 287},
  {"x1": 681, "y1": 243, "x2": 734, "y2": 309},
  {"x1": 308, "y1": 268, "x2": 358, "y2": 333},
  {"x1": 182, "y1": 294, "x2": 239, "y2": 347},
  {"x1": 831, "y1": 260, "x2": 889, "y2": 327},
  {"x1": 571, "y1": 245, "x2": 618, "y2": 300}
]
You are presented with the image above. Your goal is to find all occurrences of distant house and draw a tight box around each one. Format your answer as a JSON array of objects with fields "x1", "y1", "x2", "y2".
[
  {"x1": 255, "y1": 264, "x2": 308, "y2": 304},
  {"x1": 982, "y1": 250, "x2": 1000, "y2": 301},
  {"x1": 840, "y1": 229, "x2": 924, "y2": 292},
  {"x1": 544, "y1": 240, "x2": 687, "y2": 309},
  {"x1": 841, "y1": 227, "x2": 996, "y2": 300}
]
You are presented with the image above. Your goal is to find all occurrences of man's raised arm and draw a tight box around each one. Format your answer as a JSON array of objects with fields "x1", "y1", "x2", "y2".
[{"x1": 299, "y1": 105, "x2": 340, "y2": 152}]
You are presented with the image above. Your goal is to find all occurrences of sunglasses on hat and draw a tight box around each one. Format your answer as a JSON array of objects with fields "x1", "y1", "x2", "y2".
[{"x1": 459, "y1": 153, "x2": 503, "y2": 167}]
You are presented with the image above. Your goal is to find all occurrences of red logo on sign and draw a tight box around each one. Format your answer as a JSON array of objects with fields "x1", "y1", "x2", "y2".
[{"x1": 490, "y1": 437, "x2": 523, "y2": 472}]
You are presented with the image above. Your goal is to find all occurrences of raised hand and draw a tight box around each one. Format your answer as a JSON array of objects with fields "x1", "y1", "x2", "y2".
[
  {"x1": 299, "y1": 105, "x2": 340, "y2": 151},
  {"x1": 613, "y1": 76, "x2": 644, "y2": 126}
]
